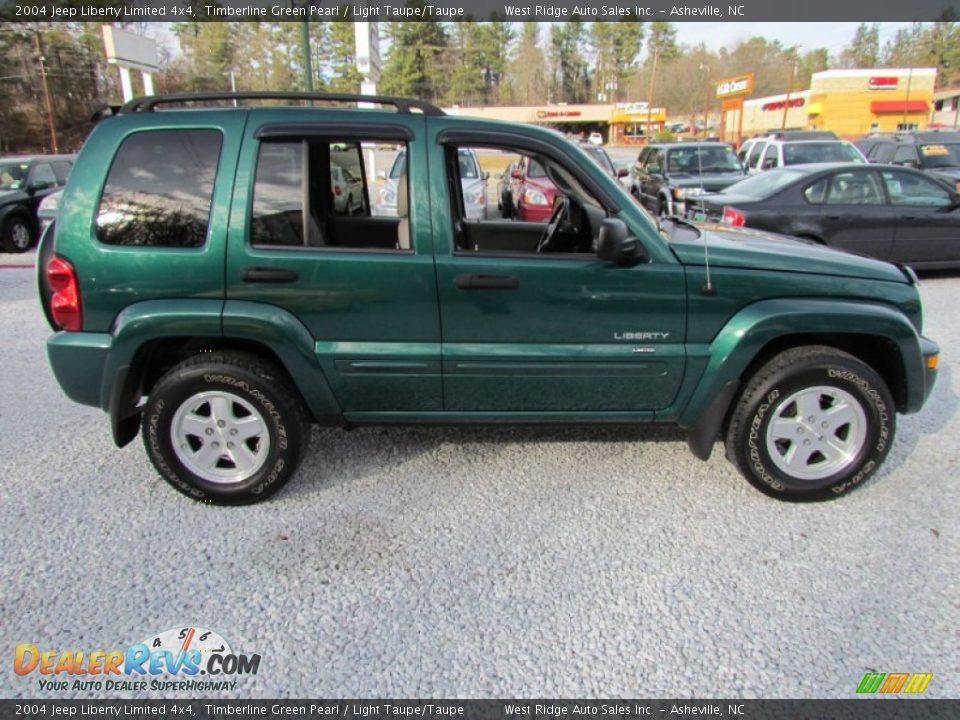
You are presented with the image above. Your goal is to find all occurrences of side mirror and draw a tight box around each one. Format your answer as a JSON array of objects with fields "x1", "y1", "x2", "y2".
[
  {"x1": 597, "y1": 218, "x2": 647, "y2": 266},
  {"x1": 482, "y1": 171, "x2": 490, "y2": 181},
  {"x1": 617, "y1": 168, "x2": 629, "y2": 178},
  {"x1": 29, "y1": 180, "x2": 51, "y2": 193},
  {"x1": 510, "y1": 168, "x2": 523, "y2": 180},
  {"x1": 376, "y1": 170, "x2": 387, "y2": 181}
]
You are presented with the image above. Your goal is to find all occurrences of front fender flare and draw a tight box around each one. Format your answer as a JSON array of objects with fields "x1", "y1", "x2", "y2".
[{"x1": 679, "y1": 297, "x2": 926, "y2": 437}]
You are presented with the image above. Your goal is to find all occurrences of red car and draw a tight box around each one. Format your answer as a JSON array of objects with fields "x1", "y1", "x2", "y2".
[{"x1": 509, "y1": 146, "x2": 622, "y2": 222}]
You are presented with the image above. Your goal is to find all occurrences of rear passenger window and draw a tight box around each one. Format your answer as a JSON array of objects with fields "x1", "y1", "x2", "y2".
[
  {"x1": 804, "y1": 179, "x2": 828, "y2": 204},
  {"x1": 250, "y1": 138, "x2": 408, "y2": 251},
  {"x1": 96, "y1": 130, "x2": 222, "y2": 247}
]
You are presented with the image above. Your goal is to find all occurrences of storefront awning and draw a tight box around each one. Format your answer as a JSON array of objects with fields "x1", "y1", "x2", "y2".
[{"x1": 870, "y1": 100, "x2": 929, "y2": 113}]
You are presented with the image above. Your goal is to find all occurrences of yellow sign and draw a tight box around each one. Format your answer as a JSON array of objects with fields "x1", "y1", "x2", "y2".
[{"x1": 716, "y1": 73, "x2": 755, "y2": 99}]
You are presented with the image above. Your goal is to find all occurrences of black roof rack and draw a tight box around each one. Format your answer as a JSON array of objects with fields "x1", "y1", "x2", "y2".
[{"x1": 118, "y1": 92, "x2": 445, "y2": 116}]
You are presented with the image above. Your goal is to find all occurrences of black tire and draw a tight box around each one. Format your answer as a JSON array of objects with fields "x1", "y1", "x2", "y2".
[
  {"x1": 2, "y1": 215, "x2": 33, "y2": 253},
  {"x1": 725, "y1": 345, "x2": 895, "y2": 501},
  {"x1": 142, "y1": 351, "x2": 311, "y2": 505}
]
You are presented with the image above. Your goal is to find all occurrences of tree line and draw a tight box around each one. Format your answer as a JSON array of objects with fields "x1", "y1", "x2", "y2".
[{"x1": 1, "y1": 19, "x2": 958, "y2": 153}]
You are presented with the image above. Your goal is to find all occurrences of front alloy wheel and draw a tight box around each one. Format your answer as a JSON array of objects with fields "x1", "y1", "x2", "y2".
[{"x1": 726, "y1": 345, "x2": 895, "y2": 501}]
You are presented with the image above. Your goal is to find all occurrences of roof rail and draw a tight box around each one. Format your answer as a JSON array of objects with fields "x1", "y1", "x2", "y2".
[{"x1": 118, "y1": 92, "x2": 445, "y2": 116}]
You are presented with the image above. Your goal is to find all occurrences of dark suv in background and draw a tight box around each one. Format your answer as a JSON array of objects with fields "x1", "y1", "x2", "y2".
[
  {"x1": 628, "y1": 142, "x2": 746, "y2": 217},
  {"x1": 0, "y1": 155, "x2": 74, "y2": 252},
  {"x1": 856, "y1": 130, "x2": 960, "y2": 192}
]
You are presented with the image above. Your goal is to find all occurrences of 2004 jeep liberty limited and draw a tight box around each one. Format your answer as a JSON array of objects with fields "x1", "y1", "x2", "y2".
[{"x1": 39, "y1": 92, "x2": 939, "y2": 504}]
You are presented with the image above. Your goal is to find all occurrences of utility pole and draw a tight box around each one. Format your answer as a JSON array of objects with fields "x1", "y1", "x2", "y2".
[
  {"x1": 301, "y1": 21, "x2": 313, "y2": 92},
  {"x1": 645, "y1": 47, "x2": 659, "y2": 141},
  {"x1": 901, "y1": 66, "x2": 913, "y2": 130},
  {"x1": 34, "y1": 32, "x2": 58, "y2": 153},
  {"x1": 700, "y1": 63, "x2": 710, "y2": 137},
  {"x1": 781, "y1": 63, "x2": 798, "y2": 130}
]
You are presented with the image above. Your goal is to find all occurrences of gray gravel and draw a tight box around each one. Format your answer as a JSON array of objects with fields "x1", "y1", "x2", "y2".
[{"x1": 0, "y1": 265, "x2": 957, "y2": 699}]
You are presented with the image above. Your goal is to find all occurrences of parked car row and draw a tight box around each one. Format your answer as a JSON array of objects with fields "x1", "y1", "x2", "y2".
[{"x1": 0, "y1": 154, "x2": 74, "y2": 252}]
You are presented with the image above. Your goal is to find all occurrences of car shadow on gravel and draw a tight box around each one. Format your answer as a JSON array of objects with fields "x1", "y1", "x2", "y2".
[
  {"x1": 863, "y1": 363, "x2": 958, "y2": 482},
  {"x1": 289, "y1": 422, "x2": 688, "y2": 496}
]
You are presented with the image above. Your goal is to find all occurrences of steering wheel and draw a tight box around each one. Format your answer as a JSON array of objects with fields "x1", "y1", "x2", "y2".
[{"x1": 536, "y1": 195, "x2": 570, "y2": 253}]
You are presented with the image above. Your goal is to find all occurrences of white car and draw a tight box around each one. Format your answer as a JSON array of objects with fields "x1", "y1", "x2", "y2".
[
  {"x1": 742, "y1": 133, "x2": 867, "y2": 174},
  {"x1": 588, "y1": 132, "x2": 604, "y2": 146},
  {"x1": 376, "y1": 148, "x2": 488, "y2": 219},
  {"x1": 330, "y1": 165, "x2": 363, "y2": 215}
]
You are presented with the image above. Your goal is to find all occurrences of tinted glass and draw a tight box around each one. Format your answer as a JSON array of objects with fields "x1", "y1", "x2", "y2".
[
  {"x1": 869, "y1": 144, "x2": 896, "y2": 163},
  {"x1": 826, "y1": 172, "x2": 883, "y2": 205},
  {"x1": 892, "y1": 146, "x2": 918, "y2": 164},
  {"x1": 527, "y1": 159, "x2": 547, "y2": 177},
  {"x1": 666, "y1": 146, "x2": 741, "y2": 174},
  {"x1": 0, "y1": 162, "x2": 29, "y2": 190},
  {"x1": 31, "y1": 163, "x2": 56, "y2": 186},
  {"x1": 918, "y1": 143, "x2": 960, "y2": 169},
  {"x1": 458, "y1": 150, "x2": 479, "y2": 179},
  {"x1": 97, "y1": 130, "x2": 222, "y2": 247},
  {"x1": 782, "y1": 142, "x2": 863, "y2": 165},
  {"x1": 724, "y1": 168, "x2": 807, "y2": 198},
  {"x1": 882, "y1": 170, "x2": 953, "y2": 207},
  {"x1": 251, "y1": 142, "x2": 304, "y2": 246},
  {"x1": 52, "y1": 161, "x2": 72, "y2": 184},
  {"x1": 585, "y1": 147, "x2": 615, "y2": 174},
  {"x1": 803, "y1": 178, "x2": 829, "y2": 204}
]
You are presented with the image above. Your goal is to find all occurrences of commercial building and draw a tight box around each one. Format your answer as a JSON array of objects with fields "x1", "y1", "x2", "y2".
[
  {"x1": 444, "y1": 102, "x2": 667, "y2": 143},
  {"x1": 726, "y1": 67, "x2": 938, "y2": 141}
]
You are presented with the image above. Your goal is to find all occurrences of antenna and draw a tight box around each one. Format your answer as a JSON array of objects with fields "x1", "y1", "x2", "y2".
[{"x1": 698, "y1": 142, "x2": 716, "y2": 296}]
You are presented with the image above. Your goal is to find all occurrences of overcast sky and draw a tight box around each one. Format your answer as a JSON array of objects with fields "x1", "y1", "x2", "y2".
[
  {"x1": 147, "y1": 21, "x2": 917, "y2": 62},
  {"x1": 679, "y1": 22, "x2": 913, "y2": 55}
]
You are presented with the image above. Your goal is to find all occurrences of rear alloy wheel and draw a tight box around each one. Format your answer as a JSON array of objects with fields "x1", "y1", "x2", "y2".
[
  {"x1": 725, "y1": 345, "x2": 895, "y2": 501},
  {"x1": 142, "y1": 351, "x2": 311, "y2": 504},
  {"x1": 3, "y1": 216, "x2": 33, "y2": 253}
]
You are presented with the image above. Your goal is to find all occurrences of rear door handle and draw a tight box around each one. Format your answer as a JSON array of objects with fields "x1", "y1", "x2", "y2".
[
  {"x1": 825, "y1": 215, "x2": 842, "y2": 220},
  {"x1": 241, "y1": 267, "x2": 299, "y2": 283},
  {"x1": 901, "y1": 215, "x2": 918, "y2": 221},
  {"x1": 455, "y1": 274, "x2": 520, "y2": 290}
]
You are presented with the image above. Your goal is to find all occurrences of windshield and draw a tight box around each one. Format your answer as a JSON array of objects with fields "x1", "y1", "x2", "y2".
[
  {"x1": 388, "y1": 152, "x2": 406, "y2": 179},
  {"x1": 667, "y1": 146, "x2": 742, "y2": 174},
  {"x1": 783, "y1": 142, "x2": 863, "y2": 165},
  {"x1": 919, "y1": 143, "x2": 960, "y2": 169},
  {"x1": 0, "y1": 162, "x2": 29, "y2": 191},
  {"x1": 584, "y1": 147, "x2": 615, "y2": 174},
  {"x1": 724, "y1": 168, "x2": 807, "y2": 198}
]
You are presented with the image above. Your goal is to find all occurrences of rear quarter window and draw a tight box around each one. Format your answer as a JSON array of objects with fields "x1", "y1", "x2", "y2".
[{"x1": 96, "y1": 129, "x2": 223, "y2": 247}]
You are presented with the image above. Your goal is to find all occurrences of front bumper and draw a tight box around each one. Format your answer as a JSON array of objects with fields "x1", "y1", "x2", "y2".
[{"x1": 920, "y1": 335, "x2": 940, "y2": 407}]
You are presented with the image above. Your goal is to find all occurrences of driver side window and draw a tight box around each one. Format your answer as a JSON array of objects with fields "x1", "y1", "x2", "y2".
[{"x1": 448, "y1": 144, "x2": 609, "y2": 257}]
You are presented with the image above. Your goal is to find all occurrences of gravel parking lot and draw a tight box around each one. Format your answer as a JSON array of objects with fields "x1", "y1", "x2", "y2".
[{"x1": 0, "y1": 261, "x2": 957, "y2": 699}]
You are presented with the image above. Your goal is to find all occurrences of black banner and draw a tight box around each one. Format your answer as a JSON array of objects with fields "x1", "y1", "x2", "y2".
[
  {"x1": 1, "y1": 0, "x2": 960, "y2": 22},
  {"x1": 1, "y1": 701, "x2": 959, "y2": 720}
]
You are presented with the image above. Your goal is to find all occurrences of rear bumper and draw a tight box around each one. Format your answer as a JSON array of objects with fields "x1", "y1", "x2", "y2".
[{"x1": 47, "y1": 331, "x2": 112, "y2": 410}]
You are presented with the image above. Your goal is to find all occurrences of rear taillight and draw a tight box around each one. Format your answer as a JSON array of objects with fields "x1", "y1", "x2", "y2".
[
  {"x1": 722, "y1": 207, "x2": 746, "y2": 227},
  {"x1": 46, "y1": 256, "x2": 82, "y2": 331},
  {"x1": 334, "y1": 184, "x2": 342, "y2": 196}
]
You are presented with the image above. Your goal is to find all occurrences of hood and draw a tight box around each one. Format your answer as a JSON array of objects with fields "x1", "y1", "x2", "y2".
[
  {"x1": 670, "y1": 173, "x2": 747, "y2": 192},
  {"x1": 669, "y1": 223, "x2": 908, "y2": 284}
]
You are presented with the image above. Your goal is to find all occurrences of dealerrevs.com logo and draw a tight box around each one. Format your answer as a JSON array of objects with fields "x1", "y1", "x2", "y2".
[{"x1": 14, "y1": 627, "x2": 261, "y2": 693}]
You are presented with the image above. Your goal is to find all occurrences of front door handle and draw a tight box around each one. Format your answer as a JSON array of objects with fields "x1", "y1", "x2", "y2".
[
  {"x1": 455, "y1": 274, "x2": 520, "y2": 290},
  {"x1": 241, "y1": 267, "x2": 299, "y2": 283}
]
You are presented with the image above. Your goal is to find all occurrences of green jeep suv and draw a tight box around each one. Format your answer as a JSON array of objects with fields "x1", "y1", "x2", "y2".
[{"x1": 40, "y1": 92, "x2": 939, "y2": 504}]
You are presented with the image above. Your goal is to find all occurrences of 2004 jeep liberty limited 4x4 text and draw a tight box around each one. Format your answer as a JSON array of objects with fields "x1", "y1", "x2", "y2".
[{"x1": 39, "y1": 92, "x2": 940, "y2": 504}]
